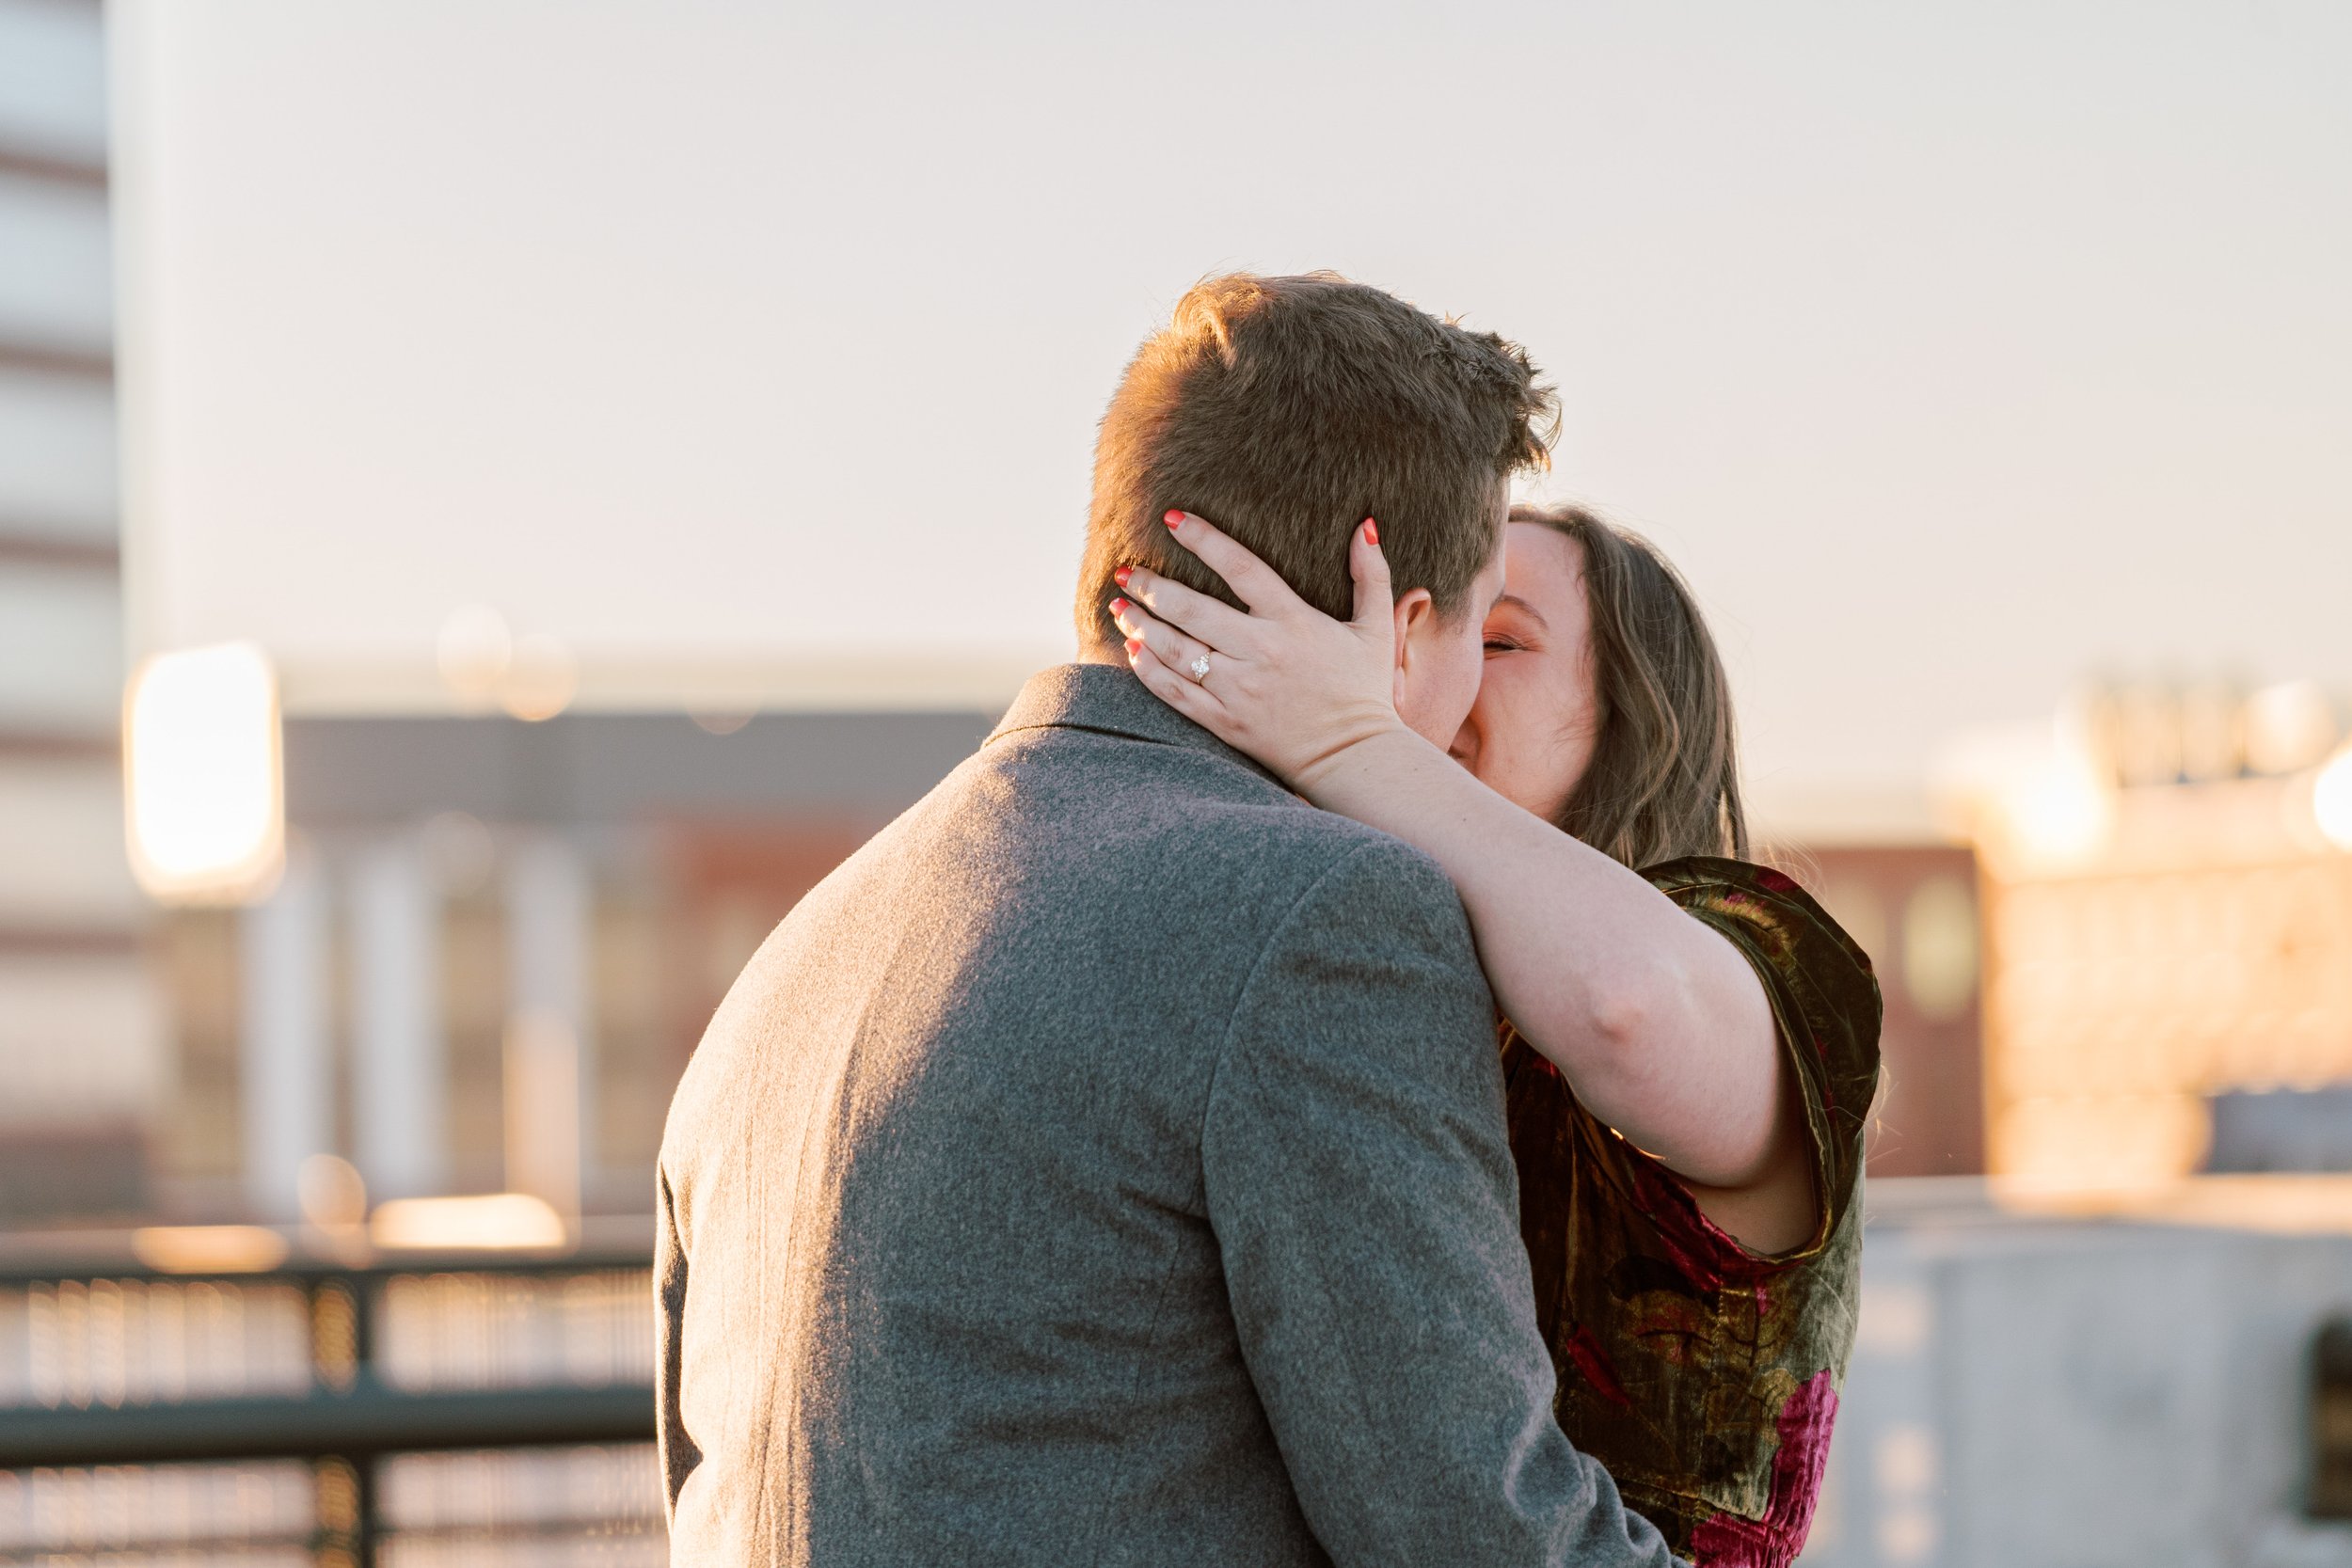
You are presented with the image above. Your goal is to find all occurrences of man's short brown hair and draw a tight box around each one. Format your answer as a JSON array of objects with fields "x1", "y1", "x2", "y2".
[{"x1": 1075, "y1": 272, "x2": 1555, "y2": 650}]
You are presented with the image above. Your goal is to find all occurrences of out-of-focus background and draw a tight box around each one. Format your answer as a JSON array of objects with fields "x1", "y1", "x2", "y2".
[{"x1": 2, "y1": 1, "x2": 2349, "y2": 1562}]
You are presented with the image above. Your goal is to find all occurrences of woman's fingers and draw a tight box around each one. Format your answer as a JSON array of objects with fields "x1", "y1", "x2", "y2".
[
  {"x1": 1109, "y1": 596, "x2": 1214, "y2": 682},
  {"x1": 1163, "y1": 511, "x2": 1306, "y2": 616},
  {"x1": 1123, "y1": 629, "x2": 1228, "y2": 730},
  {"x1": 1348, "y1": 518, "x2": 1397, "y2": 634},
  {"x1": 1115, "y1": 565, "x2": 1259, "y2": 654},
  {"x1": 1114, "y1": 515, "x2": 1406, "y2": 789}
]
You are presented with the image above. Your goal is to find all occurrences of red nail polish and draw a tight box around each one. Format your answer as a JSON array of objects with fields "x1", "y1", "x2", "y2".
[
  {"x1": 1109, "y1": 597, "x2": 1131, "y2": 616},
  {"x1": 1124, "y1": 637, "x2": 1143, "y2": 657},
  {"x1": 1164, "y1": 510, "x2": 1184, "y2": 531},
  {"x1": 1114, "y1": 566, "x2": 1132, "y2": 587},
  {"x1": 1363, "y1": 517, "x2": 1380, "y2": 546}
]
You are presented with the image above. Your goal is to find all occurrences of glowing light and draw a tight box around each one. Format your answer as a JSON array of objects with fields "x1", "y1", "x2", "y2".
[
  {"x1": 1929, "y1": 715, "x2": 2115, "y2": 877},
  {"x1": 132, "y1": 1225, "x2": 291, "y2": 1274},
  {"x1": 123, "y1": 641, "x2": 284, "y2": 905},
  {"x1": 501, "y1": 632, "x2": 577, "y2": 721},
  {"x1": 299, "y1": 1153, "x2": 369, "y2": 1227},
  {"x1": 2001, "y1": 747, "x2": 2114, "y2": 872},
  {"x1": 1993, "y1": 701, "x2": 2114, "y2": 869},
  {"x1": 690, "y1": 706, "x2": 754, "y2": 736},
  {"x1": 2314, "y1": 743, "x2": 2352, "y2": 851},
  {"x1": 369, "y1": 1192, "x2": 570, "y2": 1251},
  {"x1": 437, "y1": 607, "x2": 576, "y2": 721},
  {"x1": 2246, "y1": 680, "x2": 2339, "y2": 775}
]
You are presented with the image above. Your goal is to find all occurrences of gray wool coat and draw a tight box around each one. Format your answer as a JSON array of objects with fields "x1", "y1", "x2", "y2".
[{"x1": 656, "y1": 662, "x2": 1677, "y2": 1568}]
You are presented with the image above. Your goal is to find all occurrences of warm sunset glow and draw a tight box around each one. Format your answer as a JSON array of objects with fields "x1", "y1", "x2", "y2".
[
  {"x1": 1933, "y1": 718, "x2": 2116, "y2": 878},
  {"x1": 2246, "y1": 680, "x2": 2340, "y2": 775},
  {"x1": 2004, "y1": 751, "x2": 2115, "y2": 871},
  {"x1": 2313, "y1": 743, "x2": 2352, "y2": 851},
  {"x1": 1977, "y1": 767, "x2": 2352, "y2": 1193},
  {"x1": 370, "y1": 1193, "x2": 570, "y2": 1251},
  {"x1": 132, "y1": 1225, "x2": 293, "y2": 1274},
  {"x1": 123, "y1": 641, "x2": 284, "y2": 905}
]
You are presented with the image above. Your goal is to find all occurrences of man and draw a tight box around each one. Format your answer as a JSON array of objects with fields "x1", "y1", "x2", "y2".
[{"x1": 657, "y1": 272, "x2": 1677, "y2": 1567}]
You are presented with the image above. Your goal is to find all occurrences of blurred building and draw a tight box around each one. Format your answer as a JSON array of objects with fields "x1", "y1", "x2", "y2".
[
  {"x1": 3, "y1": 0, "x2": 2339, "y2": 1264},
  {"x1": 1798, "y1": 846, "x2": 1986, "y2": 1178},
  {"x1": 1951, "y1": 679, "x2": 2352, "y2": 1191},
  {"x1": 0, "y1": 0, "x2": 165, "y2": 1224},
  {"x1": 1711, "y1": 675, "x2": 2352, "y2": 1195},
  {"x1": 154, "y1": 710, "x2": 991, "y2": 1226},
  {"x1": 0, "y1": 2, "x2": 994, "y2": 1239}
]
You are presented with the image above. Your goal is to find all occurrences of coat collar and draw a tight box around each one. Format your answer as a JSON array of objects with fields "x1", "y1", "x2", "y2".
[{"x1": 987, "y1": 662, "x2": 1281, "y2": 785}]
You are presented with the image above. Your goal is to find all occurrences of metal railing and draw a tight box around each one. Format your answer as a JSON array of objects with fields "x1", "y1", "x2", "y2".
[{"x1": 0, "y1": 1246, "x2": 659, "y2": 1567}]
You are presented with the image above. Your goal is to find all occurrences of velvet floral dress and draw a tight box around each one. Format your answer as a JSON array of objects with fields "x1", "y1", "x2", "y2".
[{"x1": 1502, "y1": 857, "x2": 1882, "y2": 1568}]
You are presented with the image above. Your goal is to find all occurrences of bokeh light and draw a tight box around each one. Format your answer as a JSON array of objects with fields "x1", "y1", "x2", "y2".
[
  {"x1": 2314, "y1": 743, "x2": 2352, "y2": 852},
  {"x1": 122, "y1": 641, "x2": 284, "y2": 905}
]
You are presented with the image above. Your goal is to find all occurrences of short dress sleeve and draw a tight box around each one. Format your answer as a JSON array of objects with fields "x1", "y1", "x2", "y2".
[{"x1": 1502, "y1": 854, "x2": 1882, "y2": 1568}]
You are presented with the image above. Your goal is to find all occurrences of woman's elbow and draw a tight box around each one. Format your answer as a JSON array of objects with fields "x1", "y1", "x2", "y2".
[
  {"x1": 1579, "y1": 966, "x2": 1684, "y2": 1086},
  {"x1": 1514, "y1": 959, "x2": 1697, "y2": 1103}
]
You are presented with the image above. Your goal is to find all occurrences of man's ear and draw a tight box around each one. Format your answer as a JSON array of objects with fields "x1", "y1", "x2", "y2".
[{"x1": 1390, "y1": 586, "x2": 1437, "y2": 692}]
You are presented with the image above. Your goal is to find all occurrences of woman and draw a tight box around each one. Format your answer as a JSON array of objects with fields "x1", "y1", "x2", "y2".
[{"x1": 1107, "y1": 502, "x2": 1880, "y2": 1567}]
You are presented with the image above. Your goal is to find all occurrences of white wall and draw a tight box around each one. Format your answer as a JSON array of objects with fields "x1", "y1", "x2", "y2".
[{"x1": 1805, "y1": 1183, "x2": 2352, "y2": 1567}]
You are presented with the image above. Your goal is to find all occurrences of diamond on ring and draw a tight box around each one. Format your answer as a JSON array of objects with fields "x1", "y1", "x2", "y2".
[{"x1": 1188, "y1": 654, "x2": 1212, "y2": 682}]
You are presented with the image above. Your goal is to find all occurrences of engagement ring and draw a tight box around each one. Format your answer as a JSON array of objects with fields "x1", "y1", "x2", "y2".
[{"x1": 1187, "y1": 654, "x2": 1212, "y2": 683}]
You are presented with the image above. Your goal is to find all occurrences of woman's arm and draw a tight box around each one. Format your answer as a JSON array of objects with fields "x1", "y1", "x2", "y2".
[
  {"x1": 1112, "y1": 514, "x2": 1815, "y2": 1248},
  {"x1": 1292, "y1": 725, "x2": 1790, "y2": 1185}
]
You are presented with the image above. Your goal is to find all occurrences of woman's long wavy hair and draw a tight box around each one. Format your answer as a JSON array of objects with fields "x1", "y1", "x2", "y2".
[{"x1": 1509, "y1": 503, "x2": 1749, "y2": 869}]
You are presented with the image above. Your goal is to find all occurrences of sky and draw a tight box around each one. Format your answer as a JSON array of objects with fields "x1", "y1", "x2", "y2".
[{"x1": 110, "y1": 0, "x2": 2352, "y2": 821}]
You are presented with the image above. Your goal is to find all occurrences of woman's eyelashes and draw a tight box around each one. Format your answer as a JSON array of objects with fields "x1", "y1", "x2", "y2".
[{"x1": 1484, "y1": 635, "x2": 1528, "y2": 656}]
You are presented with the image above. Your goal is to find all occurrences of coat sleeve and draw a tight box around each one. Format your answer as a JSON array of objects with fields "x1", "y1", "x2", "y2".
[
  {"x1": 1200, "y1": 839, "x2": 1682, "y2": 1568},
  {"x1": 654, "y1": 1162, "x2": 701, "y2": 1523}
]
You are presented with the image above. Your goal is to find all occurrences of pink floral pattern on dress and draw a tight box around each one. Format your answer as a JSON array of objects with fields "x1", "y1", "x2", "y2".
[{"x1": 1688, "y1": 1371, "x2": 1840, "y2": 1568}]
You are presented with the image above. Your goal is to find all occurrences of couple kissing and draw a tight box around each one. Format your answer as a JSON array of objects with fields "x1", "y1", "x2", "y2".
[{"x1": 657, "y1": 272, "x2": 1882, "y2": 1568}]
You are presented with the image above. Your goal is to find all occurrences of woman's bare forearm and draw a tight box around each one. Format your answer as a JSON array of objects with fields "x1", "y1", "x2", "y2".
[{"x1": 1294, "y1": 727, "x2": 1787, "y2": 1187}]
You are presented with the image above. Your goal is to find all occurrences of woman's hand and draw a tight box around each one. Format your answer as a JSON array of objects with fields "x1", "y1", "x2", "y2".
[
  {"x1": 1111, "y1": 510, "x2": 1411, "y2": 795},
  {"x1": 1119, "y1": 516, "x2": 1794, "y2": 1232}
]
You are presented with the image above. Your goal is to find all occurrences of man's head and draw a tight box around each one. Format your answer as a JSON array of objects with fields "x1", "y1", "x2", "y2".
[{"x1": 1076, "y1": 272, "x2": 1555, "y2": 741}]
